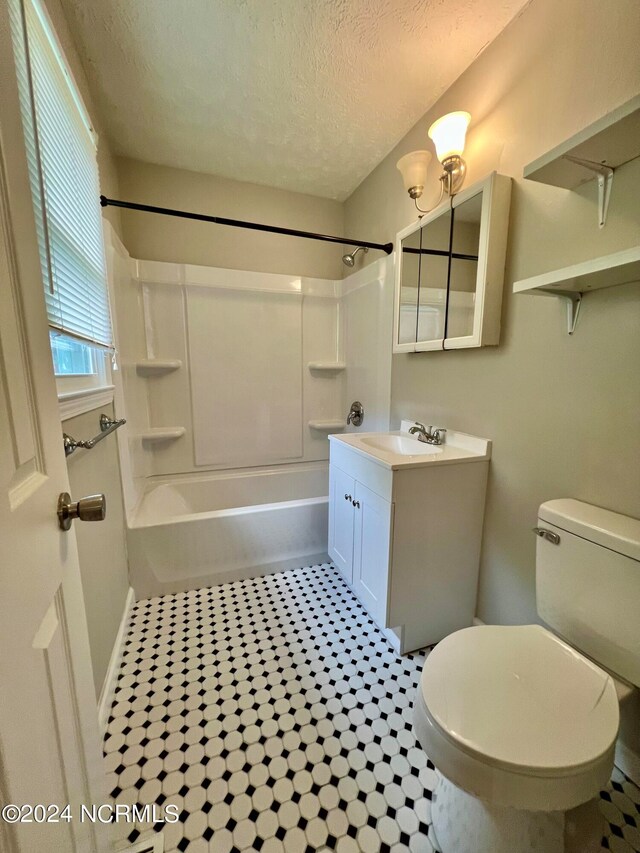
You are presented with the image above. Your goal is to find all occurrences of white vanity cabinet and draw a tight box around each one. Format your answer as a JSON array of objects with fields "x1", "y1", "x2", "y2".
[
  {"x1": 329, "y1": 466, "x2": 393, "y2": 625},
  {"x1": 328, "y1": 429, "x2": 491, "y2": 654}
]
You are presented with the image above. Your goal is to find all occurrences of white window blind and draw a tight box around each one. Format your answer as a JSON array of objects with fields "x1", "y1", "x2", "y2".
[{"x1": 10, "y1": 0, "x2": 112, "y2": 349}]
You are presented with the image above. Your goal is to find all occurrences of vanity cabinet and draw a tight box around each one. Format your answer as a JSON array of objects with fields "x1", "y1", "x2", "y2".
[
  {"x1": 329, "y1": 468, "x2": 393, "y2": 626},
  {"x1": 328, "y1": 431, "x2": 490, "y2": 654},
  {"x1": 394, "y1": 171, "x2": 511, "y2": 353}
]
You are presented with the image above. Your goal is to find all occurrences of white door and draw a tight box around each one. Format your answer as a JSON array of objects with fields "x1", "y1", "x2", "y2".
[
  {"x1": 328, "y1": 464, "x2": 355, "y2": 583},
  {"x1": 0, "y1": 3, "x2": 110, "y2": 851},
  {"x1": 352, "y1": 482, "x2": 393, "y2": 627}
]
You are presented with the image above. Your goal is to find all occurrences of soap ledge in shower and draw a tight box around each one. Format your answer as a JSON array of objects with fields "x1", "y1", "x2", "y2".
[
  {"x1": 135, "y1": 359, "x2": 182, "y2": 375},
  {"x1": 308, "y1": 419, "x2": 347, "y2": 431},
  {"x1": 139, "y1": 427, "x2": 186, "y2": 444},
  {"x1": 307, "y1": 361, "x2": 346, "y2": 373}
]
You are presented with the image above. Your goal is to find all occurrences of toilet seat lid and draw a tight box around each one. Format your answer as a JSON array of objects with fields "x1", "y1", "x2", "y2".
[{"x1": 421, "y1": 625, "x2": 619, "y2": 774}]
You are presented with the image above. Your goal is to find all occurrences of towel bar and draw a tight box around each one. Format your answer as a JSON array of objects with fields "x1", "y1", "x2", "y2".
[{"x1": 63, "y1": 413, "x2": 126, "y2": 456}]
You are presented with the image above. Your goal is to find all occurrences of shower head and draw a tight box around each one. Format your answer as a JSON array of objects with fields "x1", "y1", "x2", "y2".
[{"x1": 342, "y1": 246, "x2": 369, "y2": 267}]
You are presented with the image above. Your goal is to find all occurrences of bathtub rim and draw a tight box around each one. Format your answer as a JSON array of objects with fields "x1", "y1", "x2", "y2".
[
  {"x1": 131, "y1": 494, "x2": 329, "y2": 530},
  {"x1": 129, "y1": 459, "x2": 329, "y2": 529}
]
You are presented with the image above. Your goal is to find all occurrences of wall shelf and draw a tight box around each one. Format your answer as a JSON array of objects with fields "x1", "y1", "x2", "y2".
[
  {"x1": 523, "y1": 95, "x2": 640, "y2": 227},
  {"x1": 308, "y1": 419, "x2": 347, "y2": 431},
  {"x1": 135, "y1": 359, "x2": 182, "y2": 375},
  {"x1": 513, "y1": 246, "x2": 640, "y2": 334},
  {"x1": 307, "y1": 361, "x2": 346, "y2": 373},
  {"x1": 139, "y1": 427, "x2": 186, "y2": 444}
]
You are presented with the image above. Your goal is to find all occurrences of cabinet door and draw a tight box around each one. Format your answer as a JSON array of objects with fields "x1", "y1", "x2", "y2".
[
  {"x1": 444, "y1": 188, "x2": 482, "y2": 346},
  {"x1": 328, "y1": 465, "x2": 355, "y2": 584},
  {"x1": 444, "y1": 172, "x2": 511, "y2": 349},
  {"x1": 352, "y1": 483, "x2": 393, "y2": 627},
  {"x1": 415, "y1": 206, "x2": 452, "y2": 351},
  {"x1": 393, "y1": 225, "x2": 422, "y2": 353}
]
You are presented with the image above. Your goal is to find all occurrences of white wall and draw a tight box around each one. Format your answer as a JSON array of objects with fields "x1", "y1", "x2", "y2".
[
  {"x1": 104, "y1": 222, "x2": 150, "y2": 516},
  {"x1": 112, "y1": 259, "x2": 347, "y2": 484},
  {"x1": 64, "y1": 403, "x2": 129, "y2": 698},
  {"x1": 343, "y1": 257, "x2": 393, "y2": 434},
  {"x1": 345, "y1": 0, "x2": 640, "y2": 628}
]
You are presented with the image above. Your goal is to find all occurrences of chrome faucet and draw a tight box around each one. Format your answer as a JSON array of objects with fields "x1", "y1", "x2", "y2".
[
  {"x1": 347, "y1": 401, "x2": 364, "y2": 427},
  {"x1": 408, "y1": 422, "x2": 447, "y2": 445}
]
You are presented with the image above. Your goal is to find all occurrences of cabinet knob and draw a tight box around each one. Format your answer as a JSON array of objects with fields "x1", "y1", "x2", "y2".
[
  {"x1": 352, "y1": 500, "x2": 360, "y2": 508},
  {"x1": 344, "y1": 493, "x2": 352, "y2": 501}
]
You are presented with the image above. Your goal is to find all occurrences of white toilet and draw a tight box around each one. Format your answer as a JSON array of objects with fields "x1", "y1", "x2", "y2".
[{"x1": 413, "y1": 498, "x2": 640, "y2": 853}]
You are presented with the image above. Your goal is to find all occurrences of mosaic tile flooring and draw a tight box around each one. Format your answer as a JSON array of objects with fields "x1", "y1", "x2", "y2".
[{"x1": 104, "y1": 563, "x2": 640, "y2": 853}]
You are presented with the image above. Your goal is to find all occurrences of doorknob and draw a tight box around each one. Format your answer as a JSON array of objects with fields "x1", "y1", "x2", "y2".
[{"x1": 57, "y1": 492, "x2": 106, "y2": 531}]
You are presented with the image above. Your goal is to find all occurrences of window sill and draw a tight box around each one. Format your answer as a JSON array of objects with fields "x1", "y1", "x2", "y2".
[{"x1": 58, "y1": 385, "x2": 115, "y2": 422}]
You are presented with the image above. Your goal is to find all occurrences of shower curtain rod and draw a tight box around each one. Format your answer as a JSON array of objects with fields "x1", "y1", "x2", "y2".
[{"x1": 100, "y1": 196, "x2": 394, "y2": 255}]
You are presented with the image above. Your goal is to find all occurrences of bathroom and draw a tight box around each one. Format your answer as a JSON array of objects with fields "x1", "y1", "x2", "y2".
[{"x1": 0, "y1": 1, "x2": 638, "y2": 852}]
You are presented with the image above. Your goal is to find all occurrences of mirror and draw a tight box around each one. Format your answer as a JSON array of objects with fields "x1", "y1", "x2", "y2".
[
  {"x1": 397, "y1": 228, "x2": 421, "y2": 346},
  {"x1": 448, "y1": 192, "x2": 481, "y2": 340},
  {"x1": 393, "y1": 173, "x2": 511, "y2": 353},
  {"x1": 417, "y1": 208, "x2": 452, "y2": 345}
]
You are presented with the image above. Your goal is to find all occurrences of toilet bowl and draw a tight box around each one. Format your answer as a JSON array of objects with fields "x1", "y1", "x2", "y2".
[
  {"x1": 414, "y1": 625, "x2": 618, "y2": 853},
  {"x1": 412, "y1": 499, "x2": 640, "y2": 853},
  {"x1": 416, "y1": 624, "x2": 619, "y2": 809}
]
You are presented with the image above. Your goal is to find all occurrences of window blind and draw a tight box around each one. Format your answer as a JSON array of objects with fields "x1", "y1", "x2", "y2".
[{"x1": 10, "y1": 0, "x2": 112, "y2": 349}]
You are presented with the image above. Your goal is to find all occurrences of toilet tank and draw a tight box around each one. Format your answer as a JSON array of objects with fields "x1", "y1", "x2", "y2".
[{"x1": 536, "y1": 499, "x2": 640, "y2": 687}]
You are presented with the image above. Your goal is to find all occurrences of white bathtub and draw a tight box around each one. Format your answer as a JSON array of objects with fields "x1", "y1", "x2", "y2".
[{"x1": 126, "y1": 462, "x2": 329, "y2": 598}]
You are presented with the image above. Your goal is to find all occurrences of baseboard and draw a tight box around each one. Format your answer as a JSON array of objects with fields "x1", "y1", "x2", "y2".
[
  {"x1": 616, "y1": 740, "x2": 640, "y2": 788},
  {"x1": 98, "y1": 587, "x2": 136, "y2": 735}
]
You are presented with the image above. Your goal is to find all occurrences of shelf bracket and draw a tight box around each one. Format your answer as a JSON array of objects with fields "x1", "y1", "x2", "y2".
[
  {"x1": 553, "y1": 290, "x2": 583, "y2": 335},
  {"x1": 562, "y1": 155, "x2": 614, "y2": 228}
]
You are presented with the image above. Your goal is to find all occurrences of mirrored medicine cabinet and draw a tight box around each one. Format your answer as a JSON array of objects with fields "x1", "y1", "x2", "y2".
[{"x1": 393, "y1": 172, "x2": 512, "y2": 353}]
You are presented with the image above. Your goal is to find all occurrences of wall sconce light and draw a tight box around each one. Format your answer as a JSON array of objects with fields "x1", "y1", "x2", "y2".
[{"x1": 397, "y1": 111, "x2": 471, "y2": 215}]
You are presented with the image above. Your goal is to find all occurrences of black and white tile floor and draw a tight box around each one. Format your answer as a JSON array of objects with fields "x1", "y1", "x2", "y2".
[{"x1": 104, "y1": 563, "x2": 640, "y2": 853}]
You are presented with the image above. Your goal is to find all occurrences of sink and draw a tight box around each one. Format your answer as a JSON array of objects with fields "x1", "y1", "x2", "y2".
[
  {"x1": 330, "y1": 424, "x2": 490, "y2": 470},
  {"x1": 361, "y1": 435, "x2": 443, "y2": 456}
]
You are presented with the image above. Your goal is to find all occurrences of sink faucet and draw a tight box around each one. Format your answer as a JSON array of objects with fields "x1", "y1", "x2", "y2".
[{"x1": 408, "y1": 422, "x2": 447, "y2": 445}]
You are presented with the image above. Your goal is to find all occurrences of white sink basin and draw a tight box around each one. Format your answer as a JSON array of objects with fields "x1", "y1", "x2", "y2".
[
  {"x1": 330, "y1": 425, "x2": 490, "y2": 470},
  {"x1": 361, "y1": 435, "x2": 443, "y2": 456}
]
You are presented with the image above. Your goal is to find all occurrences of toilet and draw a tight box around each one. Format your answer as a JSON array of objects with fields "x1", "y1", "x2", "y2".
[{"x1": 413, "y1": 498, "x2": 640, "y2": 853}]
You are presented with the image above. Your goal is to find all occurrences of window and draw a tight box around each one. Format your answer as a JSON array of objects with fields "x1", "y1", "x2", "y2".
[
  {"x1": 9, "y1": 0, "x2": 112, "y2": 396},
  {"x1": 50, "y1": 332, "x2": 94, "y2": 375}
]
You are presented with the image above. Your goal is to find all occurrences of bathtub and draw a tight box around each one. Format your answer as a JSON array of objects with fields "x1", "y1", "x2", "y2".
[{"x1": 126, "y1": 462, "x2": 329, "y2": 598}]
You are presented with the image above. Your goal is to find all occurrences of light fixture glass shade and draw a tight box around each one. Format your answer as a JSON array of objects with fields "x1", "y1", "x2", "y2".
[
  {"x1": 428, "y1": 111, "x2": 471, "y2": 162},
  {"x1": 396, "y1": 150, "x2": 432, "y2": 193}
]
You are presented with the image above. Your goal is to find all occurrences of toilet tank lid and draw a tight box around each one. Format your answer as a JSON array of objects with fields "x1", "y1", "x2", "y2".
[{"x1": 539, "y1": 499, "x2": 640, "y2": 561}]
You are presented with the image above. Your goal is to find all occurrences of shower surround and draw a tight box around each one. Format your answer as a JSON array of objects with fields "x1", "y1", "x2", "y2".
[{"x1": 105, "y1": 224, "x2": 393, "y2": 597}]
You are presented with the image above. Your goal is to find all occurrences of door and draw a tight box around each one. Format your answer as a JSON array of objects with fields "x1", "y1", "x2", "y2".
[
  {"x1": 352, "y1": 482, "x2": 393, "y2": 627},
  {"x1": 0, "y1": 3, "x2": 110, "y2": 850},
  {"x1": 328, "y1": 464, "x2": 355, "y2": 583}
]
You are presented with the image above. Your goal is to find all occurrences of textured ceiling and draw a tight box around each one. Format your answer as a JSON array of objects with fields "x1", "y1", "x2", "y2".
[{"x1": 60, "y1": 0, "x2": 529, "y2": 200}]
